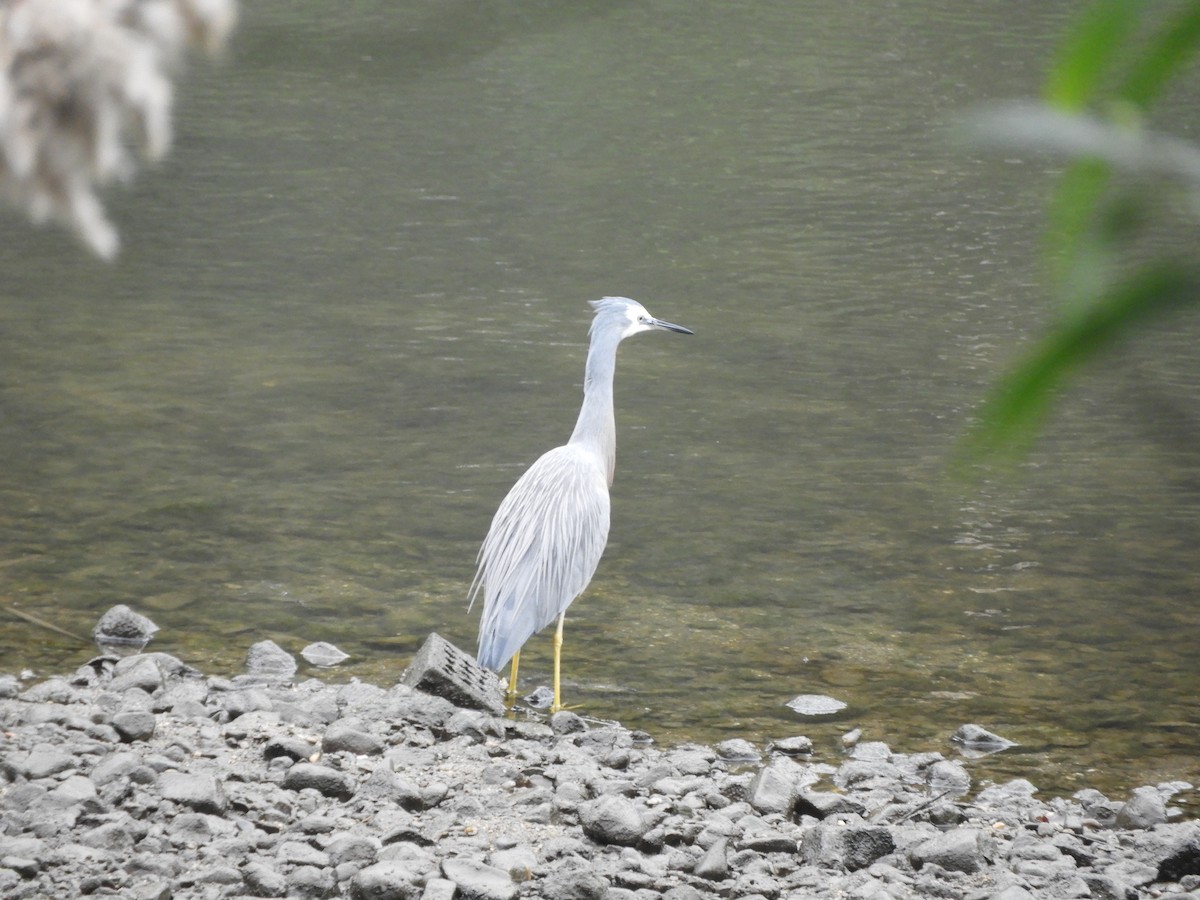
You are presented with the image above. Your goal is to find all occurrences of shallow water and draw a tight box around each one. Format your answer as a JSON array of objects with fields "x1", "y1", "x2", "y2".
[{"x1": 2, "y1": 0, "x2": 1198, "y2": 807}]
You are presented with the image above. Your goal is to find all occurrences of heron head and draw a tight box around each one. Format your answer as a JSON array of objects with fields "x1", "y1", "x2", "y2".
[{"x1": 589, "y1": 296, "x2": 693, "y2": 340}]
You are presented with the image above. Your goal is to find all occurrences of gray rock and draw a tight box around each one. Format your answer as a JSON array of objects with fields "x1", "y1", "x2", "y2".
[
  {"x1": 579, "y1": 795, "x2": 648, "y2": 847},
  {"x1": 540, "y1": 858, "x2": 608, "y2": 900},
  {"x1": 1, "y1": 856, "x2": 39, "y2": 878},
  {"x1": 738, "y1": 828, "x2": 799, "y2": 854},
  {"x1": 445, "y1": 709, "x2": 505, "y2": 742},
  {"x1": 1158, "y1": 827, "x2": 1200, "y2": 881},
  {"x1": 351, "y1": 861, "x2": 422, "y2": 900},
  {"x1": 49, "y1": 773, "x2": 97, "y2": 804},
  {"x1": 550, "y1": 710, "x2": 588, "y2": 735},
  {"x1": 524, "y1": 685, "x2": 555, "y2": 709},
  {"x1": 693, "y1": 837, "x2": 729, "y2": 880},
  {"x1": 128, "y1": 879, "x2": 174, "y2": 900},
  {"x1": 21, "y1": 745, "x2": 75, "y2": 780},
  {"x1": 337, "y1": 681, "x2": 391, "y2": 717},
  {"x1": 167, "y1": 812, "x2": 218, "y2": 841},
  {"x1": 952, "y1": 723, "x2": 1017, "y2": 753},
  {"x1": 109, "y1": 655, "x2": 165, "y2": 693},
  {"x1": 667, "y1": 748, "x2": 716, "y2": 775},
  {"x1": 910, "y1": 828, "x2": 990, "y2": 874},
  {"x1": 785, "y1": 693, "x2": 847, "y2": 715},
  {"x1": 264, "y1": 735, "x2": 316, "y2": 762},
  {"x1": 795, "y1": 789, "x2": 866, "y2": 820},
  {"x1": 288, "y1": 865, "x2": 336, "y2": 899},
  {"x1": 18, "y1": 676, "x2": 77, "y2": 704},
  {"x1": 801, "y1": 822, "x2": 896, "y2": 872},
  {"x1": 79, "y1": 820, "x2": 136, "y2": 852},
  {"x1": 488, "y1": 845, "x2": 536, "y2": 881},
  {"x1": 714, "y1": 738, "x2": 760, "y2": 763},
  {"x1": 159, "y1": 771, "x2": 228, "y2": 814},
  {"x1": 1076, "y1": 789, "x2": 1120, "y2": 827},
  {"x1": 421, "y1": 878, "x2": 458, "y2": 900},
  {"x1": 388, "y1": 685, "x2": 458, "y2": 731},
  {"x1": 328, "y1": 834, "x2": 380, "y2": 868},
  {"x1": 1079, "y1": 873, "x2": 1128, "y2": 900},
  {"x1": 850, "y1": 740, "x2": 892, "y2": 760},
  {"x1": 1, "y1": 784, "x2": 45, "y2": 814},
  {"x1": 220, "y1": 688, "x2": 276, "y2": 721},
  {"x1": 243, "y1": 860, "x2": 287, "y2": 897},
  {"x1": 278, "y1": 839, "x2": 331, "y2": 867},
  {"x1": 835, "y1": 758, "x2": 902, "y2": 789},
  {"x1": 299, "y1": 814, "x2": 338, "y2": 834},
  {"x1": 990, "y1": 887, "x2": 1037, "y2": 900},
  {"x1": 357, "y1": 766, "x2": 426, "y2": 810},
  {"x1": 540, "y1": 836, "x2": 593, "y2": 862},
  {"x1": 769, "y1": 735, "x2": 813, "y2": 756},
  {"x1": 93, "y1": 604, "x2": 159, "y2": 651},
  {"x1": 975, "y1": 779, "x2": 1039, "y2": 807},
  {"x1": 301, "y1": 641, "x2": 350, "y2": 667},
  {"x1": 155, "y1": 679, "x2": 209, "y2": 717},
  {"x1": 442, "y1": 858, "x2": 518, "y2": 900},
  {"x1": 1116, "y1": 787, "x2": 1167, "y2": 829},
  {"x1": 112, "y1": 709, "x2": 157, "y2": 742},
  {"x1": 733, "y1": 871, "x2": 783, "y2": 897},
  {"x1": 323, "y1": 719, "x2": 384, "y2": 756},
  {"x1": 283, "y1": 762, "x2": 355, "y2": 800},
  {"x1": 746, "y1": 760, "x2": 800, "y2": 815},
  {"x1": 927, "y1": 759, "x2": 971, "y2": 796},
  {"x1": 0, "y1": 675, "x2": 19, "y2": 698},
  {"x1": 1103, "y1": 859, "x2": 1158, "y2": 890},
  {"x1": 134, "y1": 651, "x2": 199, "y2": 680},
  {"x1": 0, "y1": 837, "x2": 45, "y2": 860},
  {"x1": 575, "y1": 727, "x2": 634, "y2": 755},
  {"x1": 246, "y1": 640, "x2": 298, "y2": 679}
]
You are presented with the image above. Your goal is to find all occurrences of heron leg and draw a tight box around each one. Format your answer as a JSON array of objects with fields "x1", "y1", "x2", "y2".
[
  {"x1": 505, "y1": 650, "x2": 520, "y2": 707},
  {"x1": 551, "y1": 612, "x2": 565, "y2": 713}
]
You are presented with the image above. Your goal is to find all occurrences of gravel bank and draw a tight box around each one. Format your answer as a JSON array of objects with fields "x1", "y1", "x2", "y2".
[{"x1": 1, "y1": 642, "x2": 1197, "y2": 899}]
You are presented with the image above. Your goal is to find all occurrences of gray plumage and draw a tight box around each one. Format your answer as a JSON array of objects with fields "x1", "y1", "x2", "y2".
[{"x1": 469, "y1": 297, "x2": 692, "y2": 704}]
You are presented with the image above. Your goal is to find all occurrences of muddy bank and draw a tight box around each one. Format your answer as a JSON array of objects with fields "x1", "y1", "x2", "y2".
[{"x1": 0, "y1": 639, "x2": 1197, "y2": 899}]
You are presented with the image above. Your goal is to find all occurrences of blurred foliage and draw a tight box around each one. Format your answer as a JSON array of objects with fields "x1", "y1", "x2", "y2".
[{"x1": 960, "y1": 0, "x2": 1200, "y2": 463}]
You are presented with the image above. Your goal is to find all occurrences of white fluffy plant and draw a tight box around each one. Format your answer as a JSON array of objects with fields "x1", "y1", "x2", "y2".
[{"x1": 0, "y1": 0, "x2": 237, "y2": 259}]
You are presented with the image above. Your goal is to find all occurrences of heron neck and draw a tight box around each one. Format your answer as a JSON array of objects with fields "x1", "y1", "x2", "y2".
[{"x1": 568, "y1": 329, "x2": 620, "y2": 485}]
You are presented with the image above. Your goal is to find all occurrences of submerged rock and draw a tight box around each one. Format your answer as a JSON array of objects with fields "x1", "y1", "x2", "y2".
[
  {"x1": 785, "y1": 693, "x2": 847, "y2": 716},
  {"x1": 92, "y1": 604, "x2": 159, "y2": 654},
  {"x1": 301, "y1": 641, "x2": 350, "y2": 667},
  {"x1": 951, "y1": 723, "x2": 1017, "y2": 754}
]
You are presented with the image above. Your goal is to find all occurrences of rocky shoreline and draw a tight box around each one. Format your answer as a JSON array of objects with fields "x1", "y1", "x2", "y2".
[{"x1": 1, "y1": 634, "x2": 1198, "y2": 900}]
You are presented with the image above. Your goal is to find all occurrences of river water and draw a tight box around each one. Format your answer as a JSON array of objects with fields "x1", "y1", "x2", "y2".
[{"x1": 2, "y1": 0, "x2": 1198, "y2": 805}]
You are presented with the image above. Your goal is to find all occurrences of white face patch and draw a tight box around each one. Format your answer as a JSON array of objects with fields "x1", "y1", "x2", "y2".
[{"x1": 619, "y1": 302, "x2": 656, "y2": 339}]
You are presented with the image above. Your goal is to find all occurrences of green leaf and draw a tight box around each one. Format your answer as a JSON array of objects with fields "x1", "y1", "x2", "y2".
[
  {"x1": 1119, "y1": 1, "x2": 1200, "y2": 108},
  {"x1": 957, "y1": 263, "x2": 1198, "y2": 467},
  {"x1": 1045, "y1": 0, "x2": 1145, "y2": 110},
  {"x1": 1044, "y1": 159, "x2": 1111, "y2": 283}
]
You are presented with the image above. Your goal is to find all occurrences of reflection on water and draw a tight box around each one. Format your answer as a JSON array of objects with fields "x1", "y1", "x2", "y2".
[{"x1": 1, "y1": 0, "x2": 1198, "y2": 806}]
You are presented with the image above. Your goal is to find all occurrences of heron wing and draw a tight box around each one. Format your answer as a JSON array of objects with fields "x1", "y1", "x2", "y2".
[{"x1": 470, "y1": 444, "x2": 611, "y2": 670}]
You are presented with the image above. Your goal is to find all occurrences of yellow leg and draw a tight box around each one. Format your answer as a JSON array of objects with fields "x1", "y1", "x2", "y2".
[
  {"x1": 551, "y1": 612, "x2": 565, "y2": 713},
  {"x1": 505, "y1": 650, "x2": 520, "y2": 707}
]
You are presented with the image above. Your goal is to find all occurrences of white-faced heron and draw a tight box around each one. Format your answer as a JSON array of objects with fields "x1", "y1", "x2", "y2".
[{"x1": 468, "y1": 297, "x2": 692, "y2": 711}]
